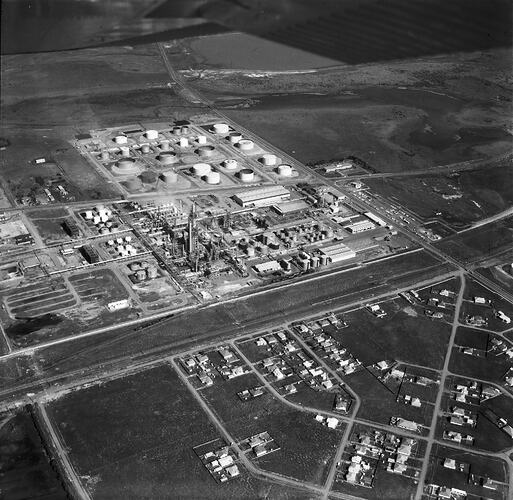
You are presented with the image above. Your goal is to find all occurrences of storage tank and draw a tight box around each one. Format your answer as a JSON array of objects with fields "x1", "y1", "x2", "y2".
[
  {"x1": 197, "y1": 135, "x2": 207, "y2": 145},
  {"x1": 114, "y1": 135, "x2": 127, "y2": 145},
  {"x1": 228, "y1": 132, "x2": 242, "y2": 143},
  {"x1": 212, "y1": 123, "x2": 229, "y2": 134},
  {"x1": 160, "y1": 141, "x2": 170, "y2": 151},
  {"x1": 223, "y1": 159, "x2": 237, "y2": 170},
  {"x1": 147, "y1": 266, "x2": 158, "y2": 279},
  {"x1": 158, "y1": 151, "x2": 177, "y2": 165},
  {"x1": 119, "y1": 146, "x2": 131, "y2": 157},
  {"x1": 84, "y1": 210, "x2": 93, "y2": 220},
  {"x1": 181, "y1": 126, "x2": 189, "y2": 134},
  {"x1": 205, "y1": 171, "x2": 220, "y2": 185},
  {"x1": 320, "y1": 254, "x2": 329, "y2": 266},
  {"x1": 239, "y1": 168, "x2": 255, "y2": 182},
  {"x1": 300, "y1": 259, "x2": 310, "y2": 271},
  {"x1": 277, "y1": 164, "x2": 293, "y2": 177},
  {"x1": 261, "y1": 154, "x2": 277, "y2": 166},
  {"x1": 93, "y1": 215, "x2": 101, "y2": 225},
  {"x1": 197, "y1": 145, "x2": 215, "y2": 157},
  {"x1": 140, "y1": 171, "x2": 157, "y2": 184},
  {"x1": 100, "y1": 227, "x2": 110, "y2": 235},
  {"x1": 117, "y1": 158, "x2": 136, "y2": 171},
  {"x1": 100, "y1": 151, "x2": 110, "y2": 161},
  {"x1": 160, "y1": 171, "x2": 178, "y2": 184},
  {"x1": 172, "y1": 126, "x2": 181, "y2": 135},
  {"x1": 192, "y1": 163, "x2": 211, "y2": 177},
  {"x1": 246, "y1": 246, "x2": 255, "y2": 257},
  {"x1": 311, "y1": 256, "x2": 320, "y2": 268},
  {"x1": 140, "y1": 144, "x2": 150, "y2": 154},
  {"x1": 237, "y1": 139, "x2": 254, "y2": 151},
  {"x1": 125, "y1": 177, "x2": 142, "y2": 191},
  {"x1": 179, "y1": 137, "x2": 189, "y2": 148},
  {"x1": 145, "y1": 130, "x2": 158, "y2": 140}
]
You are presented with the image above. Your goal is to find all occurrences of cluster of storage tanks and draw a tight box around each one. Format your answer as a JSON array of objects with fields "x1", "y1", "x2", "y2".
[
  {"x1": 129, "y1": 260, "x2": 158, "y2": 281},
  {"x1": 83, "y1": 205, "x2": 119, "y2": 235},
  {"x1": 107, "y1": 235, "x2": 137, "y2": 257},
  {"x1": 191, "y1": 163, "x2": 221, "y2": 184}
]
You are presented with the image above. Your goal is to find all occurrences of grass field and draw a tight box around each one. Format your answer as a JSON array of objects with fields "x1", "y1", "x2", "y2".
[
  {"x1": 0, "y1": 408, "x2": 68, "y2": 500},
  {"x1": 47, "y1": 365, "x2": 313, "y2": 499},
  {"x1": 200, "y1": 372, "x2": 344, "y2": 485}
]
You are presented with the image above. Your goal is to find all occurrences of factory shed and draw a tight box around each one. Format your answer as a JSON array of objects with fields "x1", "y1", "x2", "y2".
[
  {"x1": 319, "y1": 242, "x2": 356, "y2": 263},
  {"x1": 254, "y1": 260, "x2": 282, "y2": 274},
  {"x1": 233, "y1": 186, "x2": 290, "y2": 208},
  {"x1": 364, "y1": 211, "x2": 387, "y2": 227},
  {"x1": 272, "y1": 199, "x2": 309, "y2": 215}
]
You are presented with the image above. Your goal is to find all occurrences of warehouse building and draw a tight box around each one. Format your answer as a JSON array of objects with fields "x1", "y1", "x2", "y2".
[
  {"x1": 319, "y1": 242, "x2": 356, "y2": 263},
  {"x1": 254, "y1": 260, "x2": 282, "y2": 274},
  {"x1": 345, "y1": 220, "x2": 375, "y2": 233},
  {"x1": 233, "y1": 186, "x2": 290, "y2": 208},
  {"x1": 364, "y1": 211, "x2": 387, "y2": 227}
]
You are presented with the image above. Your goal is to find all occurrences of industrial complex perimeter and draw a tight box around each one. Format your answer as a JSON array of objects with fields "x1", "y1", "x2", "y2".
[{"x1": 1, "y1": 7, "x2": 513, "y2": 500}]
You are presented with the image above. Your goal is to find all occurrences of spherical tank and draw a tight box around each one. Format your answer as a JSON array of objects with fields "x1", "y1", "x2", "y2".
[
  {"x1": 239, "y1": 168, "x2": 255, "y2": 182},
  {"x1": 145, "y1": 129, "x2": 158, "y2": 140},
  {"x1": 158, "y1": 151, "x2": 177, "y2": 165},
  {"x1": 228, "y1": 132, "x2": 242, "y2": 143},
  {"x1": 277, "y1": 164, "x2": 293, "y2": 177},
  {"x1": 212, "y1": 123, "x2": 229, "y2": 134},
  {"x1": 205, "y1": 171, "x2": 221, "y2": 185},
  {"x1": 197, "y1": 145, "x2": 215, "y2": 157},
  {"x1": 140, "y1": 171, "x2": 157, "y2": 184},
  {"x1": 261, "y1": 154, "x2": 277, "y2": 166},
  {"x1": 192, "y1": 163, "x2": 211, "y2": 177},
  {"x1": 114, "y1": 135, "x2": 127, "y2": 145},
  {"x1": 223, "y1": 159, "x2": 237, "y2": 170},
  {"x1": 237, "y1": 139, "x2": 254, "y2": 151},
  {"x1": 160, "y1": 171, "x2": 178, "y2": 184}
]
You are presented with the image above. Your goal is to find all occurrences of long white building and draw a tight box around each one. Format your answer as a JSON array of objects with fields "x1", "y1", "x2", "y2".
[{"x1": 233, "y1": 186, "x2": 290, "y2": 208}]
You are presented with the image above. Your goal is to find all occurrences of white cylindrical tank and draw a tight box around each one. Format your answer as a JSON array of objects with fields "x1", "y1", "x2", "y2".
[
  {"x1": 197, "y1": 135, "x2": 207, "y2": 144},
  {"x1": 161, "y1": 171, "x2": 178, "y2": 184},
  {"x1": 160, "y1": 141, "x2": 170, "y2": 151},
  {"x1": 141, "y1": 144, "x2": 150, "y2": 154},
  {"x1": 117, "y1": 158, "x2": 136, "y2": 171},
  {"x1": 145, "y1": 129, "x2": 158, "y2": 140},
  {"x1": 179, "y1": 137, "x2": 189, "y2": 148},
  {"x1": 261, "y1": 154, "x2": 277, "y2": 166},
  {"x1": 114, "y1": 135, "x2": 127, "y2": 145},
  {"x1": 205, "y1": 171, "x2": 220, "y2": 185},
  {"x1": 119, "y1": 146, "x2": 131, "y2": 157},
  {"x1": 213, "y1": 123, "x2": 229, "y2": 134},
  {"x1": 84, "y1": 210, "x2": 93, "y2": 220},
  {"x1": 192, "y1": 163, "x2": 211, "y2": 177},
  {"x1": 100, "y1": 151, "x2": 110, "y2": 161},
  {"x1": 158, "y1": 152, "x2": 177, "y2": 165},
  {"x1": 277, "y1": 164, "x2": 293, "y2": 177},
  {"x1": 237, "y1": 139, "x2": 254, "y2": 151},
  {"x1": 93, "y1": 215, "x2": 101, "y2": 225},
  {"x1": 239, "y1": 168, "x2": 255, "y2": 182},
  {"x1": 223, "y1": 159, "x2": 237, "y2": 170},
  {"x1": 197, "y1": 145, "x2": 215, "y2": 157},
  {"x1": 228, "y1": 132, "x2": 242, "y2": 143},
  {"x1": 107, "y1": 239, "x2": 114, "y2": 246}
]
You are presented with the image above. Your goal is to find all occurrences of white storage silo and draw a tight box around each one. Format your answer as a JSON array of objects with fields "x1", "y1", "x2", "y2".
[
  {"x1": 205, "y1": 171, "x2": 221, "y2": 185},
  {"x1": 228, "y1": 132, "x2": 242, "y2": 143},
  {"x1": 145, "y1": 129, "x2": 158, "y2": 140},
  {"x1": 197, "y1": 135, "x2": 207, "y2": 144},
  {"x1": 223, "y1": 159, "x2": 237, "y2": 170},
  {"x1": 192, "y1": 163, "x2": 211, "y2": 177},
  {"x1": 212, "y1": 123, "x2": 229, "y2": 134},
  {"x1": 114, "y1": 135, "x2": 127, "y2": 145},
  {"x1": 141, "y1": 144, "x2": 150, "y2": 154},
  {"x1": 261, "y1": 154, "x2": 277, "y2": 166},
  {"x1": 197, "y1": 145, "x2": 215, "y2": 157},
  {"x1": 277, "y1": 164, "x2": 293, "y2": 177},
  {"x1": 237, "y1": 139, "x2": 254, "y2": 151},
  {"x1": 160, "y1": 141, "x2": 170, "y2": 151},
  {"x1": 179, "y1": 137, "x2": 189, "y2": 148},
  {"x1": 239, "y1": 168, "x2": 255, "y2": 182}
]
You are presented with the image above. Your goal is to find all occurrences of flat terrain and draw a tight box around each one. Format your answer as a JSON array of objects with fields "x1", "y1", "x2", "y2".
[{"x1": 0, "y1": 408, "x2": 68, "y2": 500}]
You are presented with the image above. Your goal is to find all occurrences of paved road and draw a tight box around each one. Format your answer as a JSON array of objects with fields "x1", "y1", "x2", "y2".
[{"x1": 414, "y1": 272, "x2": 466, "y2": 499}]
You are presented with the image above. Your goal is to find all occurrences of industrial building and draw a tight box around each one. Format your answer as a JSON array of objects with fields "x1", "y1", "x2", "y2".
[
  {"x1": 319, "y1": 242, "x2": 356, "y2": 263},
  {"x1": 345, "y1": 220, "x2": 375, "y2": 233},
  {"x1": 364, "y1": 212, "x2": 387, "y2": 227},
  {"x1": 254, "y1": 260, "x2": 282, "y2": 274},
  {"x1": 81, "y1": 244, "x2": 100, "y2": 264},
  {"x1": 233, "y1": 186, "x2": 290, "y2": 208}
]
